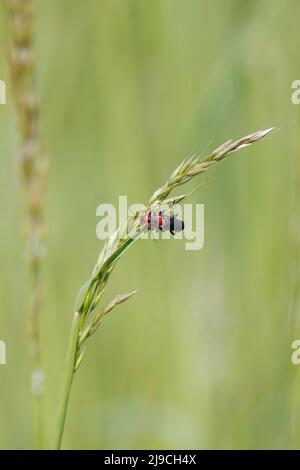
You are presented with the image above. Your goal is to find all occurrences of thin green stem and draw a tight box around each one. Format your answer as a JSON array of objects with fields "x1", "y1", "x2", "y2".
[
  {"x1": 6, "y1": 0, "x2": 47, "y2": 448},
  {"x1": 53, "y1": 311, "x2": 81, "y2": 450},
  {"x1": 33, "y1": 395, "x2": 44, "y2": 450}
]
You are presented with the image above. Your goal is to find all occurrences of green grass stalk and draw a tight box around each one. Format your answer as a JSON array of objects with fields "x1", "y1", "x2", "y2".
[
  {"x1": 6, "y1": 0, "x2": 47, "y2": 449},
  {"x1": 53, "y1": 312, "x2": 81, "y2": 450},
  {"x1": 53, "y1": 127, "x2": 275, "y2": 449}
]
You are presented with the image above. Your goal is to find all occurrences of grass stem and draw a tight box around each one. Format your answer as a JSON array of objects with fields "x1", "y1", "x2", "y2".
[
  {"x1": 6, "y1": 0, "x2": 48, "y2": 448},
  {"x1": 53, "y1": 312, "x2": 81, "y2": 450},
  {"x1": 53, "y1": 128, "x2": 274, "y2": 448}
]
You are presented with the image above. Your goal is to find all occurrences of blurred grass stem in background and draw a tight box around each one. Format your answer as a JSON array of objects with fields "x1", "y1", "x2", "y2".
[{"x1": 6, "y1": 0, "x2": 48, "y2": 449}]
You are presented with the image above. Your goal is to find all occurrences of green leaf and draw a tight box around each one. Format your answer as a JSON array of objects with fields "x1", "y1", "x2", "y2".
[{"x1": 73, "y1": 278, "x2": 92, "y2": 312}]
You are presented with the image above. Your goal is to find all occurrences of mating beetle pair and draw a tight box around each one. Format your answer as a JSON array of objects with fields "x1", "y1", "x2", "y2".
[{"x1": 140, "y1": 210, "x2": 184, "y2": 236}]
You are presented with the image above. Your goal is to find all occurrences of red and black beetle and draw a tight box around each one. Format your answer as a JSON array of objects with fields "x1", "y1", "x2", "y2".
[{"x1": 140, "y1": 210, "x2": 184, "y2": 236}]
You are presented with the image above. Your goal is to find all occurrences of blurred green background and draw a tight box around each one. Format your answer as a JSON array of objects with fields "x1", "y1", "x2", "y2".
[{"x1": 0, "y1": 0, "x2": 300, "y2": 450}]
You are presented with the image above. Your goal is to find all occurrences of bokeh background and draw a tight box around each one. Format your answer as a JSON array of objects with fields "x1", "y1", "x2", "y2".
[{"x1": 0, "y1": 0, "x2": 300, "y2": 450}]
